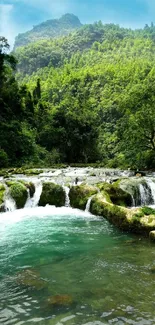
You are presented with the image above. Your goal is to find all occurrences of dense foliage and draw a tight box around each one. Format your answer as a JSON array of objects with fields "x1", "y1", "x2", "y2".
[{"x1": 1, "y1": 20, "x2": 155, "y2": 169}]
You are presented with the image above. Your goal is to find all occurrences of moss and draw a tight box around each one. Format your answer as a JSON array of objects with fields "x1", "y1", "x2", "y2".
[
  {"x1": 0, "y1": 183, "x2": 5, "y2": 206},
  {"x1": 39, "y1": 182, "x2": 65, "y2": 207},
  {"x1": 8, "y1": 182, "x2": 28, "y2": 209},
  {"x1": 90, "y1": 194, "x2": 129, "y2": 230},
  {"x1": 141, "y1": 206, "x2": 155, "y2": 216},
  {"x1": 19, "y1": 181, "x2": 35, "y2": 198},
  {"x1": 132, "y1": 211, "x2": 144, "y2": 219},
  {"x1": 69, "y1": 184, "x2": 98, "y2": 210},
  {"x1": 97, "y1": 182, "x2": 132, "y2": 207},
  {"x1": 90, "y1": 193, "x2": 155, "y2": 235},
  {"x1": 24, "y1": 169, "x2": 43, "y2": 175}
]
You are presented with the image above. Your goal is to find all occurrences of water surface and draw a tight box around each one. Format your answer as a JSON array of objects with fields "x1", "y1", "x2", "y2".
[{"x1": 0, "y1": 206, "x2": 155, "y2": 325}]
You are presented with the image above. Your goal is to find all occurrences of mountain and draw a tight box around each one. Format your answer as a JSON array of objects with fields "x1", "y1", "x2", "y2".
[
  {"x1": 14, "y1": 13, "x2": 82, "y2": 49},
  {"x1": 4, "y1": 21, "x2": 155, "y2": 168},
  {"x1": 14, "y1": 23, "x2": 131, "y2": 75}
]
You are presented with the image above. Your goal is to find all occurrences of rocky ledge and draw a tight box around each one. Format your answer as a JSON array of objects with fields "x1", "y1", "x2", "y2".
[{"x1": 0, "y1": 174, "x2": 155, "y2": 240}]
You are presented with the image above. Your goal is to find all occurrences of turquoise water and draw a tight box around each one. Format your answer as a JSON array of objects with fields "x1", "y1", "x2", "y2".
[{"x1": 0, "y1": 206, "x2": 155, "y2": 325}]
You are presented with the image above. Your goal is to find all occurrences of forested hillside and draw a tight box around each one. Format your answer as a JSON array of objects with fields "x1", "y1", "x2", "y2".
[
  {"x1": 1, "y1": 20, "x2": 155, "y2": 169},
  {"x1": 14, "y1": 14, "x2": 82, "y2": 49}
]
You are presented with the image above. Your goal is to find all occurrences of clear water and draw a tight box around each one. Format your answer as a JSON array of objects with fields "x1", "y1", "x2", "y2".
[{"x1": 0, "y1": 206, "x2": 155, "y2": 325}]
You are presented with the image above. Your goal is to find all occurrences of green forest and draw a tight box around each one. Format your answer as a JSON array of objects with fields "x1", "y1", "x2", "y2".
[{"x1": 1, "y1": 17, "x2": 155, "y2": 169}]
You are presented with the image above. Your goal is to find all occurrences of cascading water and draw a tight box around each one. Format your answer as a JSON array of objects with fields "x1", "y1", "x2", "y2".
[
  {"x1": 139, "y1": 182, "x2": 152, "y2": 206},
  {"x1": 145, "y1": 178, "x2": 155, "y2": 205},
  {"x1": 85, "y1": 195, "x2": 94, "y2": 212},
  {"x1": 63, "y1": 186, "x2": 70, "y2": 207},
  {"x1": 4, "y1": 185, "x2": 16, "y2": 212},
  {"x1": 25, "y1": 181, "x2": 43, "y2": 208}
]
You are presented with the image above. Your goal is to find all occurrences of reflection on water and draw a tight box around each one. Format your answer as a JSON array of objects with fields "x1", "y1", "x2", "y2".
[{"x1": 0, "y1": 206, "x2": 155, "y2": 325}]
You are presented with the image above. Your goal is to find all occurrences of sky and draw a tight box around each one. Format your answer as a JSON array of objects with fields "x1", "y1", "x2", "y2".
[{"x1": 0, "y1": 0, "x2": 155, "y2": 48}]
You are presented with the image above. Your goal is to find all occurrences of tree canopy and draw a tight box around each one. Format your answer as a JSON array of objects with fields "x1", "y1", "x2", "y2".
[{"x1": 1, "y1": 21, "x2": 155, "y2": 168}]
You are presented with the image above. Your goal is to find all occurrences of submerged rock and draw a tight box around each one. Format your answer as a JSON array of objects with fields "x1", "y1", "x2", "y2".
[
  {"x1": 47, "y1": 294, "x2": 73, "y2": 307},
  {"x1": 69, "y1": 184, "x2": 98, "y2": 210},
  {"x1": 39, "y1": 182, "x2": 65, "y2": 207},
  {"x1": 16, "y1": 268, "x2": 47, "y2": 290}
]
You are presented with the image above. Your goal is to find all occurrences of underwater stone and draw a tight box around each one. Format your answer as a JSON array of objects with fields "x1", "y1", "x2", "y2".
[
  {"x1": 16, "y1": 268, "x2": 46, "y2": 290},
  {"x1": 47, "y1": 295, "x2": 73, "y2": 307}
]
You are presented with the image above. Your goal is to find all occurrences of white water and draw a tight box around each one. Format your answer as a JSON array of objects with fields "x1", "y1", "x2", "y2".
[
  {"x1": 4, "y1": 185, "x2": 16, "y2": 212},
  {"x1": 0, "y1": 206, "x2": 95, "y2": 225},
  {"x1": 146, "y1": 178, "x2": 155, "y2": 204},
  {"x1": 85, "y1": 195, "x2": 95, "y2": 212},
  {"x1": 63, "y1": 186, "x2": 70, "y2": 207},
  {"x1": 25, "y1": 181, "x2": 43, "y2": 208},
  {"x1": 139, "y1": 184, "x2": 150, "y2": 206}
]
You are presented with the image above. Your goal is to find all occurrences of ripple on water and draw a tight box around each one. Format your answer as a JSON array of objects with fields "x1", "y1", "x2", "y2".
[{"x1": 0, "y1": 206, "x2": 155, "y2": 325}]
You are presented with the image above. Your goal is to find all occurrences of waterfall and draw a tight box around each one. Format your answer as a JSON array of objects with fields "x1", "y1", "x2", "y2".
[
  {"x1": 139, "y1": 184, "x2": 150, "y2": 206},
  {"x1": 136, "y1": 182, "x2": 152, "y2": 206},
  {"x1": 63, "y1": 186, "x2": 70, "y2": 207},
  {"x1": 4, "y1": 186, "x2": 16, "y2": 212},
  {"x1": 145, "y1": 179, "x2": 155, "y2": 205},
  {"x1": 85, "y1": 196, "x2": 94, "y2": 212},
  {"x1": 25, "y1": 181, "x2": 43, "y2": 208}
]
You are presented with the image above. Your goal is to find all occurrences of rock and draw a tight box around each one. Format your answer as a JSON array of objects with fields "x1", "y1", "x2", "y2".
[
  {"x1": 90, "y1": 193, "x2": 129, "y2": 230},
  {"x1": 47, "y1": 295, "x2": 73, "y2": 307},
  {"x1": 97, "y1": 182, "x2": 133, "y2": 207},
  {"x1": 0, "y1": 203, "x2": 5, "y2": 212},
  {"x1": 149, "y1": 231, "x2": 155, "y2": 242},
  {"x1": 90, "y1": 193, "x2": 155, "y2": 236},
  {"x1": 39, "y1": 182, "x2": 65, "y2": 207},
  {"x1": 21, "y1": 181, "x2": 35, "y2": 198},
  {"x1": 6, "y1": 181, "x2": 28, "y2": 209},
  {"x1": 69, "y1": 184, "x2": 98, "y2": 210},
  {"x1": 16, "y1": 268, "x2": 46, "y2": 290}
]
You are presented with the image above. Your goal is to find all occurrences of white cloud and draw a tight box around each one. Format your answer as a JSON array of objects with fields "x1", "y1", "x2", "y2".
[
  {"x1": 11, "y1": 0, "x2": 73, "y2": 17},
  {"x1": 0, "y1": 4, "x2": 18, "y2": 48}
]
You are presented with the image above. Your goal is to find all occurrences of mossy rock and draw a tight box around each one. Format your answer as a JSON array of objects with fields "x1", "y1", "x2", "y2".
[
  {"x1": 90, "y1": 193, "x2": 155, "y2": 236},
  {"x1": 97, "y1": 182, "x2": 133, "y2": 207},
  {"x1": 0, "y1": 183, "x2": 5, "y2": 205},
  {"x1": 69, "y1": 184, "x2": 98, "y2": 210},
  {"x1": 20, "y1": 181, "x2": 35, "y2": 198},
  {"x1": 39, "y1": 182, "x2": 65, "y2": 207},
  {"x1": 7, "y1": 181, "x2": 28, "y2": 209},
  {"x1": 90, "y1": 193, "x2": 129, "y2": 230},
  {"x1": 0, "y1": 183, "x2": 5, "y2": 211}
]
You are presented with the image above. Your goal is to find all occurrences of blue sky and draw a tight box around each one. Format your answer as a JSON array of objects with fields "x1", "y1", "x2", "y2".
[{"x1": 0, "y1": 0, "x2": 155, "y2": 47}]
